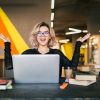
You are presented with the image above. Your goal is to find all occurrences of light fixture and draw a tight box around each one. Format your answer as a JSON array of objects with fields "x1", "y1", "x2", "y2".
[
  {"x1": 65, "y1": 31, "x2": 80, "y2": 35},
  {"x1": 65, "y1": 28, "x2": 82, "y2": 35},
  {"x1": 51, "y1": 0, "x2": 55, "y2": 9},
  {"x1": 51, "y1": 12, "x2": 54, "y2": 21},
  {"x1": 69, "y1": 28, "x2": 81, "y2": 32},
  {"x1": 51, "y1": 22, "x2": 53, "y2": 28},
  {"x1": 65, "y1": 28, "x2": 89, "y2": 35},
  {"x1": 82, "y1": 30, "x2": 88, "y2": 33},
  {"x1": 59, "y1": 39, "x2": 70, "y2": 43}
]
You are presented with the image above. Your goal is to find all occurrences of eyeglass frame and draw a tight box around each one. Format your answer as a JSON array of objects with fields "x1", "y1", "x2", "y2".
[{"x1": 37, "y1": 31, "x2": 50, "y2": 36}]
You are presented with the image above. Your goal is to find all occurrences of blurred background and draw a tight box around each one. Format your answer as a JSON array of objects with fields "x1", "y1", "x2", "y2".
[{"x1": 0, "y1": 0, "x2": 100, "y2": 77}]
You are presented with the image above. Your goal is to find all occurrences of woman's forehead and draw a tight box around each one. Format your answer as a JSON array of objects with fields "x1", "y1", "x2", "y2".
[{"x1": 39, "y1": 26, "x2": 49, "y2": 32}]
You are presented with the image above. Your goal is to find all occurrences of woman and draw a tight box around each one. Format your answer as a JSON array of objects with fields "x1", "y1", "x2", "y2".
[{"x1": 0, "y1": 22, "x2": 90, "y2": 83}]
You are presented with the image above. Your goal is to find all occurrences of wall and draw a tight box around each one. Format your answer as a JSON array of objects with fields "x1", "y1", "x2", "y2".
[
  {"x1": 0, "y1": 0, "x2": 51, "y2": 55},
  {"x1": 87, "y1": 7, "x2": 100, "y2": 34},
  {"x1": 0, "y1": 0, "x2": 51, "y2": 77}
]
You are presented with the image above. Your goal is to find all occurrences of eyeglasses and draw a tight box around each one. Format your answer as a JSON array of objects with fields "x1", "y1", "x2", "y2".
[{"x1": 37, "y1": 31, "x2": 50, "y2": 36}]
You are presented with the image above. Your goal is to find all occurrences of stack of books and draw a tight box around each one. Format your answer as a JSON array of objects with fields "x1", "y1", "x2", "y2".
[
  {"x1": 90, "y1": 68, "x2": 100, "y2": 76},
  {"x1": 68, "y1": 79, "x2": 96, "y2": 86},
  {"x1": 94, "y1": 64, "x2": 100, "y2": 69},
  {"x1": 77, "y1": 64, "x2": 100, "y2": 76},
  {"x1": 75, "y1": 71, "x2": 96, "y2": 81},
  {"x1": 94, "y1": 64, "x2": 100, "y2": 73},
  {"x1": 0, "y1": 78, "x2": 13, "y2": 90},
  {"x1": 77, "y1": 65, "x2": 94, "y2": 72},
  {"x1": 67, "y1": 71, "x2": 96, "y2": 86}
]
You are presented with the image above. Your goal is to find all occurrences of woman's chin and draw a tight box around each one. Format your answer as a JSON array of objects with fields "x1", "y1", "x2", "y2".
[{"x1": 39, "y1": 43, "x2": 48, "y2": 46}]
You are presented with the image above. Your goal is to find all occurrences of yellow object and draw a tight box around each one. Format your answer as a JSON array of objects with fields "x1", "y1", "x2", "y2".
[
  {"x1": 0, "y1": 8, "x2": 29, "y2": 54},
  {"x1": 61, "y1": 43, "x2": 73, "y2": 60}
]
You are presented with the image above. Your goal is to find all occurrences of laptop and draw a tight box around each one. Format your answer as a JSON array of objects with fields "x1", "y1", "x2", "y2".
[{"x1": 12, "y1": 55, "x2": 59, "y2": 83}]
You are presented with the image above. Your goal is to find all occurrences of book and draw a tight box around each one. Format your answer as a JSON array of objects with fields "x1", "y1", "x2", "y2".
[
  {"x1": 77, "y1": 66, "x2": 93, "y2": 72},
  {"x1": 75, "y1": 71, "x2": 96, "y2": 81},
  {"x1": 95, "y1": 68, "x2": 100, "y2": 72},
  {"x1": 90, "y1": 68, "x2": 99, "y2": 76},
  {"x1": 94, "y1": 64, "x2": 100, "y2": 68},
  {"x1": 69, "y1": 79, "x2": 96, "y2": 86},
  {"x1": 0, "y1": 79, "x2": 12, "y2": 90}
]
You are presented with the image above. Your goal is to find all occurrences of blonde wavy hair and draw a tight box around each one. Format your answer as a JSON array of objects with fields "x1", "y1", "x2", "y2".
[{"x1": 29, "y1": 22, "x2": 57, "y2": 48}]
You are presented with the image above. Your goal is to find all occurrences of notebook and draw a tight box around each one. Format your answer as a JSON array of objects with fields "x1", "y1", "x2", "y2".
[
  {"x1": 12, "y1": 55, "x2": 59, "y2": 83},
  {"x1": 75, "y1": 71, "x2": 96, "y2": 81},
  {"x1": 69, "y1": 78, "x2": 96, "y2": 86}
]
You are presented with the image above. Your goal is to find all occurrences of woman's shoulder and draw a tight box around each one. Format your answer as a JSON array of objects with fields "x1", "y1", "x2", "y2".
[
  {"x1": 22, "y1": 48, "x2": 37, "y2": 54},
  {"x1": 50, "y1": 48, "x2": 62, "y2": 54}
]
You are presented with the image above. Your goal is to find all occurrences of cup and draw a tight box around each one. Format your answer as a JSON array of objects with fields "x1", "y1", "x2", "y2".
[{"x1": 65, "y1": 67, "x2": 73, "y2": 79}]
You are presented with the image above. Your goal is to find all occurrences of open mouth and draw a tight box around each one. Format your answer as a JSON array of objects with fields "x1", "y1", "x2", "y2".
[{"x1": 40, "y1": 38, "x2": 46, "y2": 42}]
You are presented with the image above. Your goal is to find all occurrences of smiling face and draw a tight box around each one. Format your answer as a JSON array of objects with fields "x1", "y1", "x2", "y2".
[
  {"x1": 30, "y1": 22, "x2": 57, "y2": 48},
  {"x1": 36, "y1": 26, "x2": 51, "y2": 47}
]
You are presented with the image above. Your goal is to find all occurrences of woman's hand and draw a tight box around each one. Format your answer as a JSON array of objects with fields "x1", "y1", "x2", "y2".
[
  {"x1": 0, "y1": 33, "x2": 10, "y2": 42},
  {"x1": 77, "y1": 33, "x2": 90, "y2": 42}
]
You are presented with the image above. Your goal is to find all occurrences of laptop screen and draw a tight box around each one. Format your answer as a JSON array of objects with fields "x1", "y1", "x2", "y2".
[{"x1": 12, "y1": 55, "x2": 59, "y2": 83}]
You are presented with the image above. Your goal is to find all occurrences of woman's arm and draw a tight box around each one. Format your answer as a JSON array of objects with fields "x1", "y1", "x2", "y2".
[
  {"x1": 70, "y1": 41, "x2": 82, "y2": 69},
  {"x1": 0, "y1": 33, "x2": 13, "y2": 70},
  {"x1": 63, "y1": 33, "x2": 90, "y2": 80},
  {"x1": 71, "y1": 33, "x2": 90, "y2": 69},
  {"x1": 59, "y1": 33, "x2": 90, "y2": 69},
  {"x1": 4, "y1": 42, "x2": 13, "y2": 69}
]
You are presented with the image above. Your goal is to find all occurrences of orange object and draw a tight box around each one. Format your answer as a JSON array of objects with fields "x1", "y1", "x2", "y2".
[
  {"x1": 0, "y1": 17, "x2": 18, "y2": 54},
  {"x1": 60, "y1": 82, "x2": 68, "y2": 89}
]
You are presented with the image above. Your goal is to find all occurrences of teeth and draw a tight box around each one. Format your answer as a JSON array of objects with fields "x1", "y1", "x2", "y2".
[{"x1": 40, "y1": 39, "x2": 46, "y2": 41}]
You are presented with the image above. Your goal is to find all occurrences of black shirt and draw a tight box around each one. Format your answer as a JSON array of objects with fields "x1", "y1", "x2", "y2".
[{"x1": 4, "y1": 41, "x2": 82, "y2": 79}]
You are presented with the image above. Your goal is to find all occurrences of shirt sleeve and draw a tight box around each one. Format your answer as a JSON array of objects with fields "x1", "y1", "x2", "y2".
[
  {"x1": 58, "y1": 41, "x2": 82, "y2": 69},
  {"x1": 4, "y1": 42, "x2": 13, "y2": 70},
  {"x1": 71, "y1": 41, "x2": 82, "y2": 69}
]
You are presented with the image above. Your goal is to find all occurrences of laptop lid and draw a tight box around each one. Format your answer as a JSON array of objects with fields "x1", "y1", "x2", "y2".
[{"x1": 12, "y1": 55, "x2": 59, "y2": 83}]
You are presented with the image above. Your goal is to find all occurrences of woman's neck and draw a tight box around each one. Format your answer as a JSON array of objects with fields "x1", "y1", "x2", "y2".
[{"x1": 38, "y1": 45, "x2": 49, "y2": 54}]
